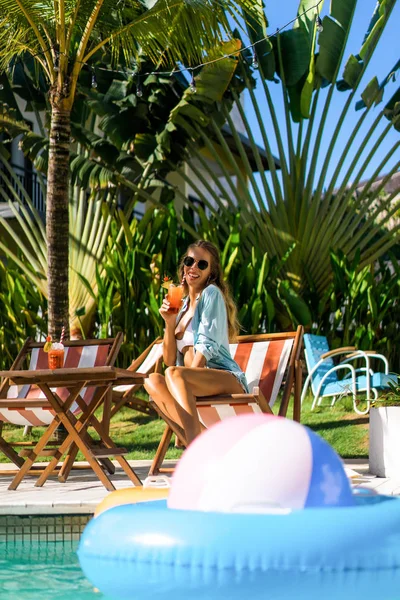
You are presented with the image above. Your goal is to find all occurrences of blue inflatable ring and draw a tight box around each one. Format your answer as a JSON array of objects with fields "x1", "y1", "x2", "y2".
[{"x1": 78, "y1": 494, "x2": 400, "y2": 600}]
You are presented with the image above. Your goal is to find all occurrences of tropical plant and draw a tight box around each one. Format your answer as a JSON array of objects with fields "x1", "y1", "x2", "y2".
[
  {"x1": 0, "y1": 255, "x2": 46, "y2": 369},
  {"x1": 187, "y1": 206, "x2": 312, "y2": 331},
  {"x1": 0, "y1": 0, "x2": 262, "y2": 339},
  {"x1": 371, "y1": 378, "x2": 400, "y2": 407},
  {"x1": 89, "y1": 201, "x2": 312, "y2": 366},
  {"x1": 0, "y1": 147, "x2": 121, "y2": 335},
  {"x1": 0, "y1": 50, "x2": 246, "y2": 335},
  {"x1": 79, "y1": 202, "x2": 190, "y2": 364},
  {"x1": 152, "y1": 0, "x2": 400, "y2": 328},
  {"x1": 316, "y1": 248, "x2": 400, "y2": 369}
]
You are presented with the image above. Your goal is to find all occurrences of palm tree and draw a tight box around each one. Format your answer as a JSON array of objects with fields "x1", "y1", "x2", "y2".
[
  {"x1": 0, "y1": 48, "x2": 243, "y2": 336},
  {"x1": 0, "y1": 0, "x2": 260, "y2": 339},
  {"x1": 160, "y1": 0, "x2": 400, "y2": 327}
]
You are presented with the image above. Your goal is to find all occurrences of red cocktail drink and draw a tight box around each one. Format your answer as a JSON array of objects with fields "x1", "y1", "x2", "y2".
[
  {"x1": 48, "y1": 345, "x2": 65, "y2": 369},
  {"x1": 167, "y1": 284, "x2": 184, "y2": 313}
]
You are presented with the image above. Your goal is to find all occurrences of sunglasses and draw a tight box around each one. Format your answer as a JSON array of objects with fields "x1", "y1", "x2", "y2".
[{"x1": 183, "y1": 256, "x2": 209, "y2": 270}]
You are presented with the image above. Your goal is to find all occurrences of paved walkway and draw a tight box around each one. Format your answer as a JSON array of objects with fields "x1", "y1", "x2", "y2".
[
  {"x1": 345, "y1": 458, "x2": 400, "y2": 496},
  {"x1": 0, "y1": 458, "x2": 398, "y2": 515}
]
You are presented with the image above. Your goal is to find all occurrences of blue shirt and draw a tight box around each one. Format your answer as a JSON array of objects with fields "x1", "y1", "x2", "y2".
[{"x1": 176, "y1": 284, "x2": 249, "y2": 393}]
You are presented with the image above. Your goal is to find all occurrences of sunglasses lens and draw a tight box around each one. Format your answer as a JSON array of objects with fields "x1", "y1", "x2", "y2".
[{"x1": 183, "y1": 256, "x2": 209, "y2": 270}]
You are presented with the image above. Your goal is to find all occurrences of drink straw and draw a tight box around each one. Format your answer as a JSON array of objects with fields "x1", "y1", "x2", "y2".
[{"x1": 60, "y1": 325, "x2": 65, "y2": 345}]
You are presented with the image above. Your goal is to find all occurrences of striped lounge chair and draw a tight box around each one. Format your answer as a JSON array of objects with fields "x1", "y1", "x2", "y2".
[
  {"x1": 109, "y1": 337, "x2": 164, "y2": 423},
  {"x1": 0, "y1": 334, "x2": 131, "y2": 489},
  {"x1": 149, "y1": 327, "x2": 304, "y2": 476}
]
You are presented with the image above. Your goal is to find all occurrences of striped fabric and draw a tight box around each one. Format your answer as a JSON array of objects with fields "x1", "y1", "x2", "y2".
[
  {"x1": 1, "y1": 345, "x2": 109, "y2": 427},
  {"x1": 113, "y1": 342, "x2": 164, "y2": 394},
  {"x1": 197, "y1": 339, "x2": 294, "y2": 428}
]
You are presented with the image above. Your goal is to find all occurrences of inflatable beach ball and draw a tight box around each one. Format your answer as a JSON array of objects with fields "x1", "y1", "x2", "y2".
[{"x1": 168, "y1": 414, "x2": 354, "y2": 513}]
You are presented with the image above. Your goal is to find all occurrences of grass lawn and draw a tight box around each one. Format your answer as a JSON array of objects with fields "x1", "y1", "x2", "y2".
[{"x1": 0, "y1": 393, "x2": 368, "y2": 463}]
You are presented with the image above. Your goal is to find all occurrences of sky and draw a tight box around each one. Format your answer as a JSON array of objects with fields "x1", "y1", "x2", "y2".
[{"x1": 242, "y1": 0, "x2": 400, "y2": 189}]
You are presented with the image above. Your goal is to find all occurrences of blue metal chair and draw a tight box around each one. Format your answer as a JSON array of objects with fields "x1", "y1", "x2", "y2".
[{"x1": 301, "y1": 334, "x2": 396, "y2": 415}]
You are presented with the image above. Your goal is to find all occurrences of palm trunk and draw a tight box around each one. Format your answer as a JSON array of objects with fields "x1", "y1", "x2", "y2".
[{"x1": 46, "y1": 104, "x2": 71, "y2": 340}]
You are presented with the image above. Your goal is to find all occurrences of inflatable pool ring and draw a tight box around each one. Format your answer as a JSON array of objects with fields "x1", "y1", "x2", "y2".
[
  {"x1": 94, "y1": 484, "x2": 169, "y2": 517},
  {"x1": 78, "y1": 414, "x2": 400, "y2": 599}
]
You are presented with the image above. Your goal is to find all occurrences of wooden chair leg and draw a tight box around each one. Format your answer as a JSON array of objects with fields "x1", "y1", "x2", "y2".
[
  {"x1": 58, "y1": 428, "x2": 115, "y2": 483},
  {"x1": 8, "y1": 420, "x2": 60, "y2": 490},
  {"x1": 293, "y1": 360, "x2": 303, "y2": 423},
  {"x1": 0, "y1": 435, "x2": 25, "y2": 467},
  {"x1": 34, "y1": 412, "x2": 116, "y2": 491},
  {"x1": 102, "y1": 389, "x2": 112, "y2": 437},
  {"x1": 86, "y1": 413, "x2": 142, "y2": 486},
  {"x1": 148, "y1": 425, "x2": 174, "y2": 476}
]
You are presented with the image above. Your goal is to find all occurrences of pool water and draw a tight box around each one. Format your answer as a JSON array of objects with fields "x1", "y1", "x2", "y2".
[{"x1": 0, "y1": 542, "x2": 107, "y2": 600}]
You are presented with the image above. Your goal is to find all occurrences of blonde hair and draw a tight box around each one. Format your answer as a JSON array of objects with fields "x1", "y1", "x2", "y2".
[{"x1": 178, "y1": 239, "x2": 240, "y2": 341}]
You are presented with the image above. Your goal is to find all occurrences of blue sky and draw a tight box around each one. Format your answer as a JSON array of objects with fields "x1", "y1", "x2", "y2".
[{"x1": 244, "y1": 0, "x2": 399, "y2": 187}]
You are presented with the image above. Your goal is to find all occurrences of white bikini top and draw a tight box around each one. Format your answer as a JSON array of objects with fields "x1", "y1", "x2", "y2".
[{"x1": 176, "y1": 320, "x2": 194, "y2": 353}]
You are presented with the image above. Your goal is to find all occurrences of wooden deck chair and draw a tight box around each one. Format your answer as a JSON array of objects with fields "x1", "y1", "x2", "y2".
[
  {"x1": 0, "y1": 333, "x2": 142, "y2": 490},
  {"x1": 108, "y1": 338, "x2": 164, "y2": 426},
  {"x1": 149, "y1": 326, "x2": 304, "y2": 476}
]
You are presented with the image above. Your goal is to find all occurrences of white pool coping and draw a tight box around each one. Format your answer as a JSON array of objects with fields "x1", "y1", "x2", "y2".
[
  {"x1": 0, "y1": 458, "x2": 398, "y2": 515},
  {"x1": 0, "y1": 460, "x2": 175, "y2": 515}
]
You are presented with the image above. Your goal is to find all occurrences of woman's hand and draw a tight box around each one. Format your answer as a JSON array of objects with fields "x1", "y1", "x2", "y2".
[{"x1": 159, "y1": 297, "x2": 177, "y2": 326}]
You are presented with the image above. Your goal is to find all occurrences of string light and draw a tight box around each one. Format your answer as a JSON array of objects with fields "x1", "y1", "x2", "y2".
[
  {"x1": 0, "y1": 1, "x2": 323, "y2": 85},
  {"x1": 316, "y1": 4, "x2": 324, "y2": 33},
  {"x1": 189, "y1": 72, "x2": 196, "y2": 93},
  {"x1": 91, "y1": 70, "x2": 98, "y2": 88},
  {"x1": 136, "y1": 73, "x2": 143, "y2": 97},
  {"x1": 53, "y1": 51, "x2": 59, "y2": 72},
  {"x1": 252, "y1": 49, "x2": 259, "y2": 70}
]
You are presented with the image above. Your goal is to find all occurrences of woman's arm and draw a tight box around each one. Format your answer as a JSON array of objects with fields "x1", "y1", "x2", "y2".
[
  {"x1": 190, "y1": 349, "x2": 206, "y2": 368},
  {"x1": 163, "y1": 321, "x2": 177, "y2": 366},
  {"x1": 159, "y1": 297, "x2": 177, "y2": 366}
]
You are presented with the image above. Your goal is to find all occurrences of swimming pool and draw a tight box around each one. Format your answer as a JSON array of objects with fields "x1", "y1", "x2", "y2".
[
  {"x1": 2, "y1": 511, "x2": 400, "y2": 600},
  {"x1": 0, "y1": 514, "x2": 108, "y2": 600},
  {"x1": 0, "y1": 541, "x2": 105, "y2": 600}
]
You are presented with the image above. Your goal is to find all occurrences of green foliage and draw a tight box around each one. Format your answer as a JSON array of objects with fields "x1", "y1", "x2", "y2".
[
  {"x1": 90, "y1": 204, "x2": 313, "y2": 365},
  {"x1": 316, "y1": 249, "x2": 400, "y2": 368},
  {"x1": 0, "y1": 256, "x2": 46, "y2": 369},
  {"x1": 0, "y1": 47, "x2": 250, "y2": 338},
  {"x1": 91, "y1": 203, "x2": 190, "y2": 365},
  {"x1": 372, "y1": 378, "x2": 400, "y2": 407},
  {"x1": 162, "y1": 0, "x2": 400, "y2": 337},
  {"x1": 0, "y1": 148, "x2": 121, "y2": 336}
]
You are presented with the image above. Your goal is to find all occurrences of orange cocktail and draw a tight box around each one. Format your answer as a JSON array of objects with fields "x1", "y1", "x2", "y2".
[
  {"x1": 167, "y1": 284, "x2": 184, "y2": 313},
  {"x1": 48, "y1": 344, "x2": 65, "y2": 369}
]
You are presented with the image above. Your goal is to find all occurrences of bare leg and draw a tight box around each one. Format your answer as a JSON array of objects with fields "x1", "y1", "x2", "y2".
[
  {"x1": 144, "y1": 373, "x2": 186, "y2": 430},
  {"x1": 165, "y1": 367, "x2": 244, "y2": 444}
]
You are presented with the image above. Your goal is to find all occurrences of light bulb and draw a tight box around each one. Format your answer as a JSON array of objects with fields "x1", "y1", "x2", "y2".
[
  {"x1": 252, "y1": 53, "x2": 259, "y2": 70},
  {"x1": 316, "y1": 16, "x2": 323, "y2": 33},
  {"x1": 189, "y1": 74, "x2": 196, "y2": 93},
  {"x1": 91, "y1": 73, "x2": 98, "y2": 88}
]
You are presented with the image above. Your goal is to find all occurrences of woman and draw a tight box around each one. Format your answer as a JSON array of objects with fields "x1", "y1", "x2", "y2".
[{"x1": 144, "y1": 240, "x2": 248, "y2": 445}]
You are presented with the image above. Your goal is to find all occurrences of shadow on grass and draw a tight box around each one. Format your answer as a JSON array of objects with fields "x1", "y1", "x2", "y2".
[
  {"x1": 306, "y1": 417, "x2": 369, "y2": 432},
  {"x1": 115, "y1": 439, "x2": 182, "y2": 458},
  {"x1": 122, "y1": 413, "x2": 155, "y2": 427}
]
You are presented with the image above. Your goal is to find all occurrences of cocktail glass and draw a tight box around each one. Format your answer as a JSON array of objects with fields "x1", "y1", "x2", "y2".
[
  {"x1": 167, "y1": 284, "x2": 184, "y2": 313},
  {"x1": 48, "y1": 343, "x2": 65, "y2": 369}
]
